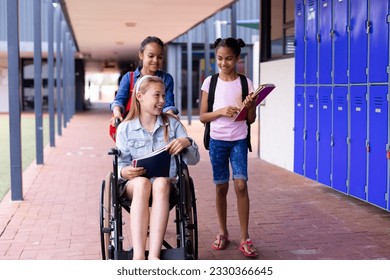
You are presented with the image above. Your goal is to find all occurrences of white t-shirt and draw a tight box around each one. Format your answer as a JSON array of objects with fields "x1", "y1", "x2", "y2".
[{"x1": 201, "y1": 76, "x2": 255, "y2": 141}]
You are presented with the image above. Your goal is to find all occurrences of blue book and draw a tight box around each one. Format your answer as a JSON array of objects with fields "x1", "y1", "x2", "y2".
[{"x1": 132, "y1": 146, "x2": 171, "y2": 178}]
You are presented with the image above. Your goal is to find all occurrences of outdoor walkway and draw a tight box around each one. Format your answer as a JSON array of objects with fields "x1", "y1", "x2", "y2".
[{"x1": 0, "y1": 102, "x2": 390, "y2": 260}]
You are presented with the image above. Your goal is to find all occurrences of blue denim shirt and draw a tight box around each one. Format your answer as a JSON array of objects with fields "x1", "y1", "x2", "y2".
[
  {"x1": 116, "y1": 115, "x2": 199, "y2": 180},
  {"x1": 111, "y1": 66, "x2": 178, "y2": 114}
]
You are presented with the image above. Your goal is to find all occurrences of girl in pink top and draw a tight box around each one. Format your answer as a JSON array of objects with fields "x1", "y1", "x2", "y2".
[{"x1": 200, "y1": 38, "x2": 258, "y2": 257}]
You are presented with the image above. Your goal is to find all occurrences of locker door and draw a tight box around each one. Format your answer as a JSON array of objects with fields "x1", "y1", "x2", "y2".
[
  {"x1": 318, "y1": 86, "x2": 332, "y2": 186},
  {"x1": 294, "y1": 86, "x2": 305, "y2": 175},
  {"x1": 349, "y1": 0, "x2": 368, "y2": 83},
  {"x1": 367, "y1": 86, "x2": 388, "y2": 209},
  {"x1": 349, "y1": 86, "x2": 367, "y2": 200},
  {"x1": 305, "y1": 0, "x2": 318, "y2": 84},
  {"x1": 333, "y1": 0, "x2": 348, "y2": 84},
  {"x1": 305, "y1": 86, "x2": 318, "y2": 180},
  {"x1": 369, "y1": 1, "x2": 389, "y2": 83},
  {"x1": 295, "y1": 0, "x2": 305, "y2": 84},
  {"x1": 332, "y1": 86, "x2": 348, "y2": 193},
  {"x1": 318, "y1": 0, "x2": 332, "y2": 84}
]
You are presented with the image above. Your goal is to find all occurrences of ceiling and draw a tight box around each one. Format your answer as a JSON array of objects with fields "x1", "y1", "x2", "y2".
[{"x1": 63, "y1": 0, "x2": 237, "y2": 72}]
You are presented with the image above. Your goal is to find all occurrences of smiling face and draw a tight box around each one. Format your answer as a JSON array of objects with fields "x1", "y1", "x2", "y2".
[
  {"x1": 216, "y1": 46, "x2": 239, "y2": 75},
  {"x1": 139, "y1": 42, "x2": 164, "y2": 74},
  {"x1": 137, "y1": 80, "x2": 165, "y2": 116}
]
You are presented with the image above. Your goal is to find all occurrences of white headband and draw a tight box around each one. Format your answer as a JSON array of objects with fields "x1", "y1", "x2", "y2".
[{"x1": 135, "y1": 75, "x2": 153, "y2": 93}]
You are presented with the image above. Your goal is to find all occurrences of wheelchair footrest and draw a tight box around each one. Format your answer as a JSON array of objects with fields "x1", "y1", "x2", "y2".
[{"x1": 114, "y1": 247, "x2": 186, "y2": 260}]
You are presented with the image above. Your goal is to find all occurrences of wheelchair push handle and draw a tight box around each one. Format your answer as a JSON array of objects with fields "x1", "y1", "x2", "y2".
[
  {"x1": 115, "y1": 118, "x2": 121, "y2": 127},
  {"x1": 108, "y1": 148, "x2": 121, "y2": 156}
]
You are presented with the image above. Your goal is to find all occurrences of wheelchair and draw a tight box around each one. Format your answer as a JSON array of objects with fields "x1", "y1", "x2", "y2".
[{"x1": 99, "y1": 147, "x2": 198, "y2": 260}]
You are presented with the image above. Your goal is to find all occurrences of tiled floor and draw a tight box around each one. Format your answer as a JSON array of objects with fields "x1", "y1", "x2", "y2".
[{"x1": 1, "y1": 102, "x2": 390, "y2": 260}]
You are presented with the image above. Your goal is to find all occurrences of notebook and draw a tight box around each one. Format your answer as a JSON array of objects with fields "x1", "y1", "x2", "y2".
[
  {"x1": 132, "y1": 146, "x2": 171, "y2": 178},
  {"x1": 233, "y1": 83, "x2": 276, "y2": 122}
]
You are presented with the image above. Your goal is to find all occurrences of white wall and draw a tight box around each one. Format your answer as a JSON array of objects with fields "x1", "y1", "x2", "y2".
[{"x1": 258, "y1": 57, "x2": 295, "y2": 171}]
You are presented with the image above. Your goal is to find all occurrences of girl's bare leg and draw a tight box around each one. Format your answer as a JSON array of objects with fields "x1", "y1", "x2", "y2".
[
  {"x1": 148, "y1": 178, "x2": 171, "y2": 260},
  {"x1": 127, "y1": 177, "x2": 152, "y2": 260},
  {"x1": 234, "y1": 179, "x2": 250, "y2": 242},
  {"x1": 215, "y1": 183, "x2": 229, "y2": 238}
]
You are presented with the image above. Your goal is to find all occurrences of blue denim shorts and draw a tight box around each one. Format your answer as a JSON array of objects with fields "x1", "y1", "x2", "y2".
[{"x1": 209, "y1": 138, "x2": 248, "y2": 184}]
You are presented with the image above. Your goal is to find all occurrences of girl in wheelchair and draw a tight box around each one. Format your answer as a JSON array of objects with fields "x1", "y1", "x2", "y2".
[{"x1": 115, "y1": 75, "x2": 200, "y2": 260}]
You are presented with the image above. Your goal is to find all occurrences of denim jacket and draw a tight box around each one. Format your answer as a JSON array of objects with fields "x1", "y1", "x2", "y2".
[
  {"x1": 116, "y1": 115, "x2": 199, "y2": 180},
  {"x1": 111, "y1": 66, "x2": 178, "y2": 114}
]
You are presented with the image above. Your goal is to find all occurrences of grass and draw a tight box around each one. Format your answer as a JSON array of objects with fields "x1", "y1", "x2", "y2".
[{"x1": 0, "y1": 113, "x2": 50, "y2": 200}]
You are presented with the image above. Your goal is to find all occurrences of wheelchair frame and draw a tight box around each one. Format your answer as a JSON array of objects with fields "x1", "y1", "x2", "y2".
[{"x1": 99, "y1": 148, "x2": 198, "y2": 260}]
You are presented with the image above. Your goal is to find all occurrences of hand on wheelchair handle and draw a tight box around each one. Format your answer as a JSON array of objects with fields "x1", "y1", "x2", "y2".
[
  {"x1": 110, "y1": 110, "x2": 123, "y2": 127},
  {"x1": 115, "y1": 118, "x2": 121, "y2": 127}
]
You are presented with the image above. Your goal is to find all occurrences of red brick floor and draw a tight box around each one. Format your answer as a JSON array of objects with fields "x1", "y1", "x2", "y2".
[{"x1": 1, "y1": 102, "x2": 390, "y2": 260}]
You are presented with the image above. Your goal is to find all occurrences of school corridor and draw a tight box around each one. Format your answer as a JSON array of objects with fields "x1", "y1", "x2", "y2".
[{"x1": 0, "y1": 102, "x2": 390, "y2": 260}]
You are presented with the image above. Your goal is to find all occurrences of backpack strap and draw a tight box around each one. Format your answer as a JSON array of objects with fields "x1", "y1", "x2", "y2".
[
  {"x1": 125, "y1": 71, "x2": 135, "y2": 113},
  {"x1": 207, "y1": 73, "x2": 219, "y2": 113},
  {"x1": 238, "y1": 74, "x2": 248, "y2": 99}
]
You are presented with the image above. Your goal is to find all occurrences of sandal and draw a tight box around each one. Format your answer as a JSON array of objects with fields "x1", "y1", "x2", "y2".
[
  {"x1": 239, "y1": 239, "x2": 258, "y2": 257},
  {"x1": 211, "y1": 233, "x2": 230, "y2": 250}
]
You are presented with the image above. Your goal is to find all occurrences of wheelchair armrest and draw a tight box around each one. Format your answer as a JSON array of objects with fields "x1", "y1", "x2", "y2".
[{"x1": 108, "y1": 148, "x2": 121, "y2": 156}]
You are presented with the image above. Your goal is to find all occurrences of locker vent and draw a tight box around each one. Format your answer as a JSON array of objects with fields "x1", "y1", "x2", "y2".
[
  {"x1": 336, "y1": 96, "x2": 345, "y2": 106},
  {"x1": 308, "y1": 0, "x2": 315, "y2": 7},
  {"x1": 297, "y1": 4, "x2": 302, "y2": 16},
  {"x1": 308, "y1": 94, "x2": 316, "y2": 103},
  {"x1": 354, "y1": 96, "x2": 363, "y2": 105},
  {"x1": 321, "y1": 95, "x2": 329, "y2": 104},
  {"x1": 373, "y1": 96, "x2": 383, "y2": 106}
]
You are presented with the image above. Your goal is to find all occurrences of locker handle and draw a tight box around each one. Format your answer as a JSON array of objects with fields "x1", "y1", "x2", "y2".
[
  {"x1": 329, "y1": 29, "x2": 334, "y2": 37},
  {"x1": 387, "y1": 150, "x2": 390, "y2": 160},
  {"x1": 365, "y1": 20, "x2": 372, "y2": 33},
  {"x1": 366, "y1": 141, "x2": 370, "y2": 153}
]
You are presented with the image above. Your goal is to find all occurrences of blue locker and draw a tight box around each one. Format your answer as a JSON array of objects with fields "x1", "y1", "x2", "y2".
[
  {"x1": 318, "y1": 0, "x2": 332, "y2": 84},
  {"x1": 349, "y1": 86, "x2": 367, "y2": 200},
  {"x1": 294, "y1": 86, "x2": 305, "y2": 175},
  {"x1": 349, "y1": 0, "x2": 368, "y2": 83},
  {"x1": 305, "y1": 86, "x2": 318, "y2": 180},
  {"x1": 332, "y1": 86, "x2": 348, "y2": 193},
  {"x1": 317, "y1": 86, "x2": 332, "y2": 186},
  {"x1": 333, "y1": 0, "x2": 348, "y2": 84},
  {"x1": 305, "y1": 0, "x2": 318, "y2": 84},
  {"x1": 368, "y1": 1, "x2": 389, "y2": 83},
  {"x1": 295, "y1": 0, "x2": 305, "y2": 84},
  {"x1": 367, "y1": 86, "x2": 388, "y2": 209}
]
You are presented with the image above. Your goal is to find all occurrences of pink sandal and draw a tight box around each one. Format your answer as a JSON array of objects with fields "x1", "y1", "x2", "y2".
[
  {"x1": 211, "y1": 233, "x2": 230, "y2": 250},
  {"x1": 239, "y1": 239, "x2": 258, "y2": 257}
]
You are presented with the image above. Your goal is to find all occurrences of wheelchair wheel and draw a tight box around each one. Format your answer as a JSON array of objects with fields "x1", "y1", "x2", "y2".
[
  {"x1": 181, "y1": 167, "x2": 198, "y2": 260},
  {"x1": 99, "y1": 172, "x2": 113, "y2": 260}
]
